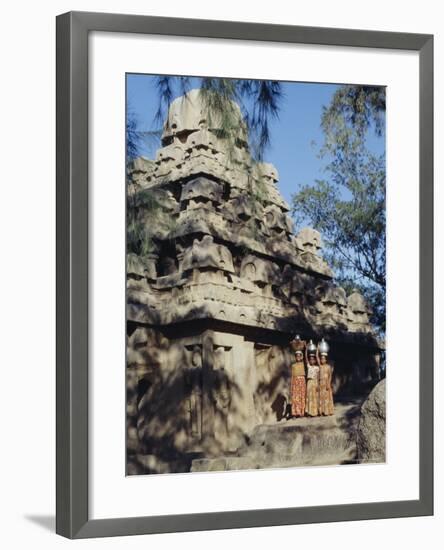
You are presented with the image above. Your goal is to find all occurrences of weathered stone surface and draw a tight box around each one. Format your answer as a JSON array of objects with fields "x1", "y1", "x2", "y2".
[
  {"x1": 189, "y1": 402, "x2": 362, "y2": 473},
  {"x1": 356, "y1": 379, "x2": 386, "y2": 463},
  {"x1": 297, "y1": 227, "x2": 323, "y2": 254},
  {"x1": 348, "y1": 289, "x2": 372, "y2": 332},
  {"x1": 181, "y1": 177, "x2": 223, "y2": 204},
  {"x1": 161, "y1": 89, "x2": 247, "y2": 143},
  {"x1": 181, "y1": 235, "x2": 235, "y2": 274},
  {"x1": 255, "y1": 162, "x2": 279, "y2": 183},
  {"x1": 127, "y1": 253, "x2": 158, "y2": 281},
  {"x1": 191, "y1": 456, "x2": 257, "y2": 472}
]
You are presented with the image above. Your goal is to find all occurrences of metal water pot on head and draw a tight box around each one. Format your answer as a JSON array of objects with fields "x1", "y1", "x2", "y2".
[
  {"x1": 307, "y1": 339, "x2": 317, "y2": 355},
  {"x1": 319, "y1": 338, "x2": 330, "y2": 355}
]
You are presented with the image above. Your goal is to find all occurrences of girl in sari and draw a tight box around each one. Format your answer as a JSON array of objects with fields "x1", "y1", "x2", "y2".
[
  {"x1": 305, "y1": 340, "x2": 320, "y2": 417},
  {"x1": 289, "y1": 337, "x2": 306, "y2": 417},
  {"x1": 318, "y1": 339, "x2": 334, "y2": 416}
]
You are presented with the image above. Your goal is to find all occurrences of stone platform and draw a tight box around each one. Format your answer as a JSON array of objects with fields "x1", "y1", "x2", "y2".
[{"x1": 190, "y1": 401, "x2": 362, "y2": 473}]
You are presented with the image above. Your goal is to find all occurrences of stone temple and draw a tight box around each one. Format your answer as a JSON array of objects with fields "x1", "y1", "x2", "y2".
[{"x1": 126, "y1": 89, "x2": 382, "y2": 474}]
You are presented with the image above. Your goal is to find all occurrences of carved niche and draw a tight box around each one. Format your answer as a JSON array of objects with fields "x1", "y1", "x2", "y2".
[
  {"x1": 181, "y1": 235, "x2": 235, "y2": 274},
  {"x1": 347, "y1": 289, "x2": 372, "y2": 330},
  {"x1": 184, "y1": 345, "x2": 203, "y2": 441},
  {"x1": 212, "y1": 345, "x2": 232, "y2": 444},
  {"x1": 314, "y1": 284, "x2": 348, "y2": 327},
  {"x1": 240, "y1": 254, "x2": 280, "y2": 286},
  {"x1": 180, "y1": 177, "x2": 223, "y2": 205}
]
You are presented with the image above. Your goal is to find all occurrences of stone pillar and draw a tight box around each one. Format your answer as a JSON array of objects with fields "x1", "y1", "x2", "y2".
[
  {"x1": 201, "y1": 331, "x2": 216, "y2": 453},
  {"x1": 230, "y1": 338, "x2": 256, "y2": 439},
  {"x1": 201, "y1": 331, "x2": 257, "y2": 454}
]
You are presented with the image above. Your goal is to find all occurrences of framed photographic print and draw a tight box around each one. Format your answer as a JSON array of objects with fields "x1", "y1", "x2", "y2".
[{"x1": 56, "y1": 11, "x2": 434, "y2": 539}]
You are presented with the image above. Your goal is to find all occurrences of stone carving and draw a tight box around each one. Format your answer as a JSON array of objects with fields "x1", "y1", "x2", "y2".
[
  {"x1": 240, "y1": 254, "x2": 280, "y2": 285},
  {"x1": 347, "y1": 289, "x2": 372, "y2": 330},
  {"x1": 264, "y1": 204, "x2": 288, "y2": 232},
  {"x1": 128, "y1": 157, "x2": 156, "y2": 189},
  {"x1": 212, "y1": 346, "x2": 232, "y2": 444},
  {"x1": 181, "y1": 235, "x2": 235, "y2": 273},
  {"x1": 294, "y1": 227, "x2": 334, "y2": 276},
  {"x1": 314, "y1": 284, "x2": 348, "y2": 328},
  {"x1": 156, "y1": 142, "x2": 185, "y2": 164},
  {"x1": 228, "y1": 194, "x2": 255, "y2": 220},
  {"x1": 127, "y1": 252, "x2": 148, "y2": 279},
  {"x1": 184, "y1": 345, "x2": 203, "y2": 440},
  {"x1": 185, "y1": 128, "x2": 219, "y2": 152},
  {"x1": 297, "y1": 227, "x2": 323, "y2": 255},
  {"x1": 127, "y1": 253, "x2": 158, "y2": 286},
  {"x1": 180, "y1": 177, "x2": 223, "y2": 204},
  {"x1": 127, "y1": 326, "x2": 149, "y2": 367},
  {"x1": 255, "y1": 162, "x2": 279, "y2": 184},
  {"x1": 161, "y1": 89, "x2": 248, "y2": 144},
  {"x1": 281, "y1": 266, "x2": 309, "y2": 308}
]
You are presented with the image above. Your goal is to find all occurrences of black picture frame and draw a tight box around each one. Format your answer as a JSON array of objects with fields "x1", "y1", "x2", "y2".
[{"x1": 56, "y1": 11, "x2": 434, "y2": 539}]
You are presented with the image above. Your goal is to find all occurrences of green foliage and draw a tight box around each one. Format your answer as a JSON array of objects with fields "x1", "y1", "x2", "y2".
[
  {"x1": 126, "y1": 189, "x2": 159, "y2": 256},
  {"x1": 320, "y1": 85, "x2": 385, "y2": 152},
  {"x1": 126, "y1": 184, "x2": 177, "y2": 256},
  {"x1": 126, "y1": 112, "x2": 141, "y2": 161},
  {"x1": 126, "y1": 109, "x2": 162, "y2": 161},
  {"x1": 292, "y1": 85, "x2": 386, "y2": 332}
]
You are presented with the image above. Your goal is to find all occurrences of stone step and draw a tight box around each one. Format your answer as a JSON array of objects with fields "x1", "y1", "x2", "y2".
[{"x1": 191, "y1": 402, "x2": 361, "y2": 472}]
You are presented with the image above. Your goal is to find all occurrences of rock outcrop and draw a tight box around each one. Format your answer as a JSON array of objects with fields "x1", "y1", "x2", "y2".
[{"x1": 356, "y1": 379, "x2": 386, "y2": 463}]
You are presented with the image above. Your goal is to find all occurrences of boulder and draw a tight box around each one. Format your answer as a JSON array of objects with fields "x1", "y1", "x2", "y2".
[{"x1": 357, "y1": 379, "x2": 386, "y2": 463}]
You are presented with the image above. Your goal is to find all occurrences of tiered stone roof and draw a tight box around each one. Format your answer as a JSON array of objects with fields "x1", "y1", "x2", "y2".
[{"x1": 127, "y1": 89, "x2": 375, "y2": 344}]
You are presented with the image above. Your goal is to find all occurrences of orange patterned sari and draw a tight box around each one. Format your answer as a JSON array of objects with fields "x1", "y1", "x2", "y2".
[
  {"x1": 305, "y1": 364, "x2": 320, "y2": 417},
  {"x1": 290, "y1": 374, "x2": 306, "y2": 416},
  {"x1": 319, "y1": 363, "x2": 334, "y2": 416}
]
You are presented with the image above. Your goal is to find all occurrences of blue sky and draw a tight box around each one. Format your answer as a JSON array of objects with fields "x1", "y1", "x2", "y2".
[{"x1": 126, "y1": 74, "x2": 384, "y2": 205}]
